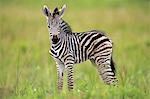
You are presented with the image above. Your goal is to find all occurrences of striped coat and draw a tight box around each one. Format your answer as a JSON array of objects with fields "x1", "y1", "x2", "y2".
[{"x1": 43, "y1": 5, "x2": 118, "y2": 91}]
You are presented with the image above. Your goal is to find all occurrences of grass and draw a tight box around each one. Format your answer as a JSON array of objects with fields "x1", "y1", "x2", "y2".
[{"x1": 0, "y1": 0, "x2": 150, "y2": 99}]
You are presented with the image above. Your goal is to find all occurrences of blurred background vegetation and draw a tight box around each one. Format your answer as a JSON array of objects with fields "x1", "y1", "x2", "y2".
[{"x1": 0, "y1": 0, "x2": 150, "y2": 99}]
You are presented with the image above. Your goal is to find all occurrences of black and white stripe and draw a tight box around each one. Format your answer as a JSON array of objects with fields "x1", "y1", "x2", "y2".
[{"x1": 49, "y1": 20, "x2": 118, "y2": 90}]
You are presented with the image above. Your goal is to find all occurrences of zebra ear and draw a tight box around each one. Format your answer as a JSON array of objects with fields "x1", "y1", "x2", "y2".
[
  {"x1": 43, "y1": 5, "x2": 51, "y2": 17},
  {"x1": 59, "y1": 4, "x2": 66, "y2": 18}
]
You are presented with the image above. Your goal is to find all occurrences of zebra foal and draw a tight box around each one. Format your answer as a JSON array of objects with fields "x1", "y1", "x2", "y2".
[{"x1": 42, "y1": 5, "x2": 118, "y2": 91}]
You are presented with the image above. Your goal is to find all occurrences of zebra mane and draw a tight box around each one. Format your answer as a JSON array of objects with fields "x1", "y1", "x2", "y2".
[
  {"x1": 52, "y1": 7, "x2": 59, "y2": 18},
  {"x1": 61, "y1": 19, "x2": 72, "y2": 34}
]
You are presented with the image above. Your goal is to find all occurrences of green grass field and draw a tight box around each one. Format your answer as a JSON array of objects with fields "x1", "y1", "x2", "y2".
[{"x1": 0, "y1": 0, "x2": 150, "y2": 99}]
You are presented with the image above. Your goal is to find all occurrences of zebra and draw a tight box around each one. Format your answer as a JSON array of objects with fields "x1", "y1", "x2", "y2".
[{"x1": 42, "y1": 5, "x2": 118, "y2": 91}]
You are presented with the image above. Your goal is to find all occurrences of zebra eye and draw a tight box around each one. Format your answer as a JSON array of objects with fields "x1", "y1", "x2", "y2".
[{"x1": 48, "y1": 25, "x2": 50, "y2": 28}]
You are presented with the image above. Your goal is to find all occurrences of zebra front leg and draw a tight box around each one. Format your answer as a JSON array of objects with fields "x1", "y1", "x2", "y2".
[
  {"x1": 56, "y1": 63, "x2": 65, "y2": 91},
  {"x1": 66, "y1": 65, "x2": 74, "y2": 91}
]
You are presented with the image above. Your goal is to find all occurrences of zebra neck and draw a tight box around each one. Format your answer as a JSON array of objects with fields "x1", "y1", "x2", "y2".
[{"x1": 60, "y1": 20, "x2": 72, "y2": 34}]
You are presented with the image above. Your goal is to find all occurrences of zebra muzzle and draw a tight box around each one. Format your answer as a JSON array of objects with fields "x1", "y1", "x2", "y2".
[{"x1": 52, "y1": 35, "x2": 59, "y2": 44}]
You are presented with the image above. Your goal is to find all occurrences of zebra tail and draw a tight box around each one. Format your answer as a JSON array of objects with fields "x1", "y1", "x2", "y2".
[{"x1": 110, "y1": 57, "x2": 116, "y2": 75}]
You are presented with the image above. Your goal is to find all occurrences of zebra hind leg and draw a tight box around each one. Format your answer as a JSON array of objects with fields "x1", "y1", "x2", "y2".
[{"x1": 95, "y1": 57, "x2": 118, "y2": 86}]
